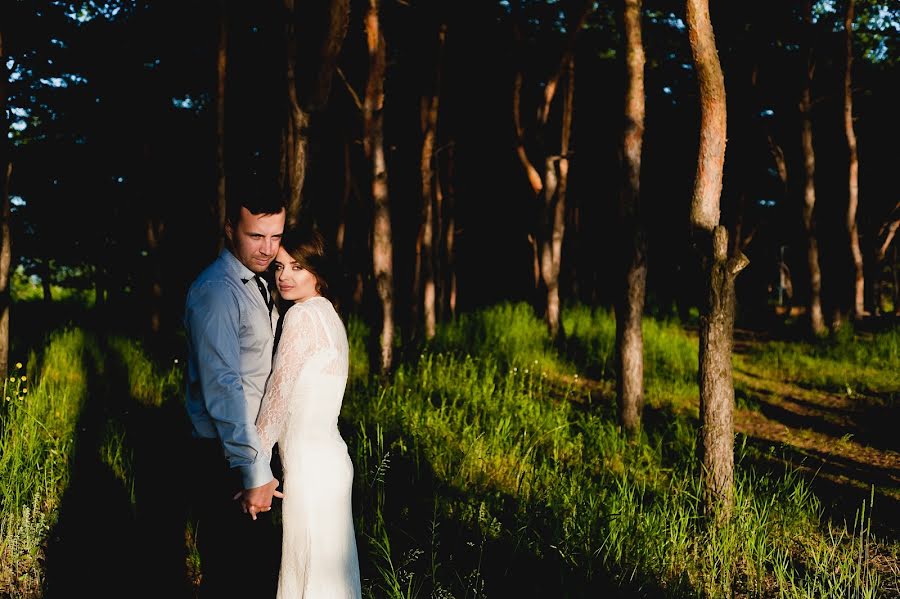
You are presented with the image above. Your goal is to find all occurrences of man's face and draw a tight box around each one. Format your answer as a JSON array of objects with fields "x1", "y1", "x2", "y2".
[{"x1": 224, "y1": 207, "x2": 286, "y2": 274}]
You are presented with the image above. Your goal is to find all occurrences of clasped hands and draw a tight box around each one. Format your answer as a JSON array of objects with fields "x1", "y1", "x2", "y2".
[{"x1": 233, "y1": 478, "x2": 284, "y2": 520}]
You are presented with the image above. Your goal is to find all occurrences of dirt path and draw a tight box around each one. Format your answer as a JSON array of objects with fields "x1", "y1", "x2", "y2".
[{"x1": 731, "y1": 331, "x2": 900, "y2": 542}]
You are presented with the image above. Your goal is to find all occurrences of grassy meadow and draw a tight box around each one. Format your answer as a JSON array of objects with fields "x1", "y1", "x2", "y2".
[{"x1": 0, "y1": 302, "x2": 897, "y2": 597}]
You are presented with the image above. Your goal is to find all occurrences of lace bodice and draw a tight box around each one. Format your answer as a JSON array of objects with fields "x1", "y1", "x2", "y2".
[{"x1": 256, "y1": 296, "x2": 349, "y2": 463}]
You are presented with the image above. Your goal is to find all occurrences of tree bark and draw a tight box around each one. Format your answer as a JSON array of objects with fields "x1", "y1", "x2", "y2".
[
  {"x1": 364, "y1": 0, "x2": 394, "y2": 373},
  {"x1": 282, "y1": 0, "x2": 350, "y2": 226},
  {"x1": 0, "y1": 29, "x2": 11, "y2": 375},
  {"x1": 844, "y1": 0, "x2": 865, "y2": 319},
  {"x1": 414, "y1": 24, "x2": 446, "y2": 341},
  {"x1": 146, "y1": 217, "x2": 165, "y2": 334},
  {"x1": 40, "y1": 260, "x2": 52, "y2": 303},
  {"x1": 686, "y1": 0, "x2": 745, "y2": 520},
  {"x1": 615, "y1": 0, "x2": 647, "y2": 435},
  {"x1": 443, "y1": 141, "x2": 457, "y2": 319},
  {"x1": 698, "y1": 227, "x2": 746, "y2": 518},
  {"x1": 511, "y1": 1, "x2": 591, "y2": 336},
  {"x1": 800, "y1": 2, "x2": 827, "y2": 336},
  {"x1": 215, "y1": 0, "x2": 227, "y2": 253},
  {"x1": 282, "y1": 0, "x2": 310, "y2": 226}
]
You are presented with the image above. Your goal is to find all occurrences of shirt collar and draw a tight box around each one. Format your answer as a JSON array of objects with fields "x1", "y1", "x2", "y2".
[{"x1": 219, "y1": 247, "x2": 257, "y2": 282}]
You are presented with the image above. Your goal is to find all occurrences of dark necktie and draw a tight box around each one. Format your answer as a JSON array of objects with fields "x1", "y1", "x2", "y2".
[{"x1": 244, "y1": 275, "x2": 273, "y2": 313}]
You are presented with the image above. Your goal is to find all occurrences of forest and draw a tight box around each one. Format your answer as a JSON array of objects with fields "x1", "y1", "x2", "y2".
[{"x1": 0, "y1": 0, "x2": 897, "y2": 597}]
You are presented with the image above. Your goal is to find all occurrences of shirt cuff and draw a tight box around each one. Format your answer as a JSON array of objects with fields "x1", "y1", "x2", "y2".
[{"x1": 241, "y1": 459, "x2": 275, "y2": 490}]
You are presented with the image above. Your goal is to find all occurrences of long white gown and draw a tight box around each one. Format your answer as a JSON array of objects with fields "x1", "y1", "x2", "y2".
[{"x1": 256, "y1": 296, "x2": 362, "y2": 598}]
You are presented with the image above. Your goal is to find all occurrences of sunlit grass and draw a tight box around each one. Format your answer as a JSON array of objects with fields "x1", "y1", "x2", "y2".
[
  {"x1": 107, "y1": 337, "x2": 182, "y2": 408},
  {"x1": 743, "y1": 324, "x2": 899, "y2": 400},
  {"x1": 0, "y1": 303, "x2": 894, "y2": 597},
  {"x1": 344, "y1": 303, "x2": 891, "y2": 597},
  {"x1": 0, "y1": 330, "x2": 95, "y2": 596}
]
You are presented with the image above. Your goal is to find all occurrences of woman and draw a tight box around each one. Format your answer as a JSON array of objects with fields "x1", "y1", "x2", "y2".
[{"x1": 254, "y1": 228, "x2": 361, "y2": 598}]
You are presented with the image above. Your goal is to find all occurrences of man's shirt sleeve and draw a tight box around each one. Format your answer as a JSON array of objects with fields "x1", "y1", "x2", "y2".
[{"x1": 186, "y1": 282, "x2": 271, "y2": 488}]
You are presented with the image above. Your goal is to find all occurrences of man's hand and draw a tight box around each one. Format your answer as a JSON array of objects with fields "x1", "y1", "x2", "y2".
[{"x1": 233, "y1": 478, "x2": 284, "y2": 520}]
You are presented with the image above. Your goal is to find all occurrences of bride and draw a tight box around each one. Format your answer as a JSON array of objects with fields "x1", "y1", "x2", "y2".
[{"x1": 252, "y1": 228, "x2": 361, "y2": 598}]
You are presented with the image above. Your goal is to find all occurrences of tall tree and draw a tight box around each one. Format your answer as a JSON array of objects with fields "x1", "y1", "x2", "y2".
[
  {"x1": 799, "y1": 1, "x2": 827, "y2": 335},
  {"x1": 686, "y1": 0, "x2": 748, "y2": 519},
  {"x1": 282, "y1": 0, "x2": 350, "y2": 225},
  {"x1": 215, "y1": 0, "x2": 227, "y2": 252},
  {"x1": 414, "y1": 22, "x2": 446, "y2": 341},
  {"x1": 615, "y1": 0, "x2": 647, "y2": 435},
  {"x1": 364, "y1": 0, "x2": 394, "y2": 373},
  {"x1": 0, "y1": 27, "x2": 11, "y2": 375},
  {"x1": 844, "y1": 0, "x2": 865, "y2": 319},
  {"x1": 511, "y1": 0, "x2": 591, "y2": 340}
]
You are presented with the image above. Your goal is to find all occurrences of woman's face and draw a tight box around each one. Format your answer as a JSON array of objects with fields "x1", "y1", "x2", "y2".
[{"x1": 274, "y1": 246, "x2": 319, "y2": 303}]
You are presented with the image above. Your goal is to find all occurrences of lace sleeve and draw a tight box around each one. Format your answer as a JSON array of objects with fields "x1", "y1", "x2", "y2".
[{"x1": 255, "y1": 304, "x2": 316, "y2": 461}]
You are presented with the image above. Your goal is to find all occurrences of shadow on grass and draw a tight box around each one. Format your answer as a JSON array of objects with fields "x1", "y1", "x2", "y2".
[
  {"x1": 735, "y1": 383, "x2": 900, "y2": 454},
  {"x1": 347, "y1": 421, "x2": 685, "y2": 599},
  {"x1": 42, "y1": 336, "x2": 194, "y2": 599},
  {"x1": 739, "y1": 435, "x2": 900, "y2": 541}
]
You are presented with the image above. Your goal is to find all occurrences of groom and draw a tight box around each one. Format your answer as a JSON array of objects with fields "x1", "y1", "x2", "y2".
[{"x1": 184, "y1": 190, "x2": 286, "y2": 597}]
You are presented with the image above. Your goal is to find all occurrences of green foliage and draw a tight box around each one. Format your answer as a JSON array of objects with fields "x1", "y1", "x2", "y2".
[
  {"x1": 0, "y1": 330, "x2": 95, "y2": 596},
  {"x1": 563, "y1": 304, "x2": 698, "y2": 400},
  {"x1": 343, "y1": 303, "x2": 890, "y2": 597},
  {"x1": 745, "y1": 324, "x2": 899, "y2": 399},
  {"x1": 106, "y1": 337, "x2": 182, "y2": 407},
  {"x1": 0, "y1": 304, "x2": 894, "y2": 597}
]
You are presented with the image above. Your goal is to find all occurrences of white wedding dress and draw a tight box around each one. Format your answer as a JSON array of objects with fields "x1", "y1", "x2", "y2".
[{"x1": 256, "y1": 296, "x2": 362, "y2": 598}]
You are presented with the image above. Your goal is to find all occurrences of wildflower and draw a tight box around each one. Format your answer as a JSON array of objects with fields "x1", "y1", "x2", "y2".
[
  {"x1": 4, "y1": 396, "x2": 9, "y2": 401},
  {"x1": 9, "y1": 376, "x2": 15, "y2": 382},
  {"x1": 15, "y1": 362, "x2": 22, "y2": 369},
  {"x1": 22, "y1": 388, "x2": 27, "y2": 394},
  {"x1": 20, "y1": 375, "x2": 26, "y2": 382},
  {"x1": 173, "y1": 358, "x2": 179, "y2": 364},
  {"x1": 574, "y1": 374, "x2": 579, "y2": 379}
]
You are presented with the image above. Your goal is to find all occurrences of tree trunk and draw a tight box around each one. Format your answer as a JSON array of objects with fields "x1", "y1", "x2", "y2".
[
  {"x1": 282, "y1": 0, "x2": 350, "y2": 226},
  {"x1": 146, "y1": 217, "x2": 165, "y2": 334},
  {"x1": 40, "y1": 260, "x2": 52, "y2": 303},
  {"x1": 443, "y1": 141, "x2": 457, "y2": 319},
  {"x1": 0, "y1": 29, "x2": 11, "y2": 375},
  {"x1": 0, "y1": 161, "x2": 10, "y2": 377},
  {"x1": 844, "y1": 0, "x2": 865, "y2": 319},
  {"x1": 215, "y1": 0, "x2": 227, "y2": 253},
  {"x1": 364, "y1": 0, "x2": 394, "y2": 373},
  {"x1": 800, "y1": 2, "x2": 827, "y2": 336},
  {"x1": 511, "y1": 0, "x2": 591, "y2": 328},
  {"x1": 283, "y1": 0, "x2": 310, "y2": 226},
  {"x1": 699, "y1": 227, "x2": 745, "y2": 518},
  {"x1": 540, "y1": 55, "x2": 573, "y2": 341},
  {"x1": 686, "y1": 0, "x2": 745, "y2": 520},
  {"x1": 615, "y1": 0, "x2": 647, "y2": 435},
  {"x1": 416, "y1": 24, "x2": 446, "y2": 341}
]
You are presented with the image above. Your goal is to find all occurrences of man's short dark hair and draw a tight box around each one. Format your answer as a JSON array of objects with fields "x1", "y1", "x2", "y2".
[{"x1": 226, "y1": 177, "x2": 286, "y2": 225}]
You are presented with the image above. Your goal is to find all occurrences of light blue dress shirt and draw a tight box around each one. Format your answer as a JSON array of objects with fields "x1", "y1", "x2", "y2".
[{"x1": 184, "y1": 248, "x2": 279, "y2": 489}]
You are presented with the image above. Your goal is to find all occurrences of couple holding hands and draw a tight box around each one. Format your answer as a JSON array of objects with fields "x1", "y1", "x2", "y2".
[{"x1": 184, "y1": 191, "x2": 361, "y2": 598}]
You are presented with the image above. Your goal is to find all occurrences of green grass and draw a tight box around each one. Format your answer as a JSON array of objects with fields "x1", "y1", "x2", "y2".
[
  {"x1": 343, "y1": 303, "x2": 892, "y2": 597},
  {"x1": 0, "y1": 303, "x2": 895, "y2": 597},
  {"x1": 743, "y1": 324, "x2": 899, "y2": 400},
  {"x1": 0, "y1": 329, "x2": 97, "y2": 596}
]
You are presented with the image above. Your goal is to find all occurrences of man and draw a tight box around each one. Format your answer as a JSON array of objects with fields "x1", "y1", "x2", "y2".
[{"x1": 184, "y1": 193, "x2": 286, "y2": 597}]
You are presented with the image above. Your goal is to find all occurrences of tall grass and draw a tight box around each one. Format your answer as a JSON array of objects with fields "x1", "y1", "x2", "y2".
[
  {"x1": 0, "y1": 305, "x2": 892, "y2": 597},
  {"x1": 344, "y1": 303, "x2": 889, "y2": 597},
  {"x1": 744, "y1": 324, "x2": 899, "y2": 399},
  {"x1": 0, "y1": 329, "x2": 96, "y2": 596}
]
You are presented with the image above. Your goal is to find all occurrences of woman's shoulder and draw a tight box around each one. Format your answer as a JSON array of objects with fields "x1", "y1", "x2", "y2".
[{"x1": 283, "y1": 296, "x2": 335, "y2": 322}]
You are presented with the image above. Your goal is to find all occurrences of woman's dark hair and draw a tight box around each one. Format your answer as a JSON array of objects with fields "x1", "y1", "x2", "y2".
[{"x1": 280, "y1": 227, "x2": 331, "y2": 300}]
